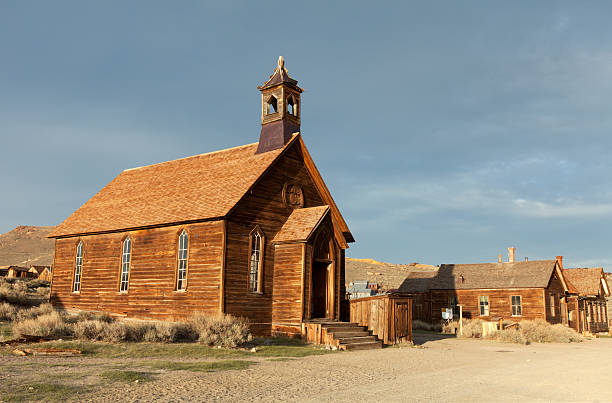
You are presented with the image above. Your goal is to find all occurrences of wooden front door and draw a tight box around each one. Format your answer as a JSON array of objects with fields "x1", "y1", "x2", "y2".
[
  {"x1": 311, "y1": 261, "x2": 328, "y2": 318},
  {"x1": 309, "y1": 226, "x2": 336, "y2": 320}
]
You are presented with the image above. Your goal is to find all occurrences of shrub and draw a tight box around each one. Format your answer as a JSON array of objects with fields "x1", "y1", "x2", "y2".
[
  {"x1": 518, "y1": 320, "x2": 583, "y2": 343},
  {"x1": 142, "y1": 322, "x2": 197, "y2": 343},
  {"x1": 441, "y1": 319, "x2": 483, "y2": 338},
  {"x1": 496, "y1": 328, "x2": 527, "y2": 344},
  {"x1": 73, "y1": 319, "x2": 197, "y2": 343},
  {"x1": 26, "y1": 279, "x2": 50, "y2": 290},
  {"x1": 73, "y1": 319, "x2": 110, "y2": 341},
  {"x1": 0, "y1": 302, "x2": 18, "y2": 321},
  {"x1": 12, "y1": 311, "x2": 72, "y2": 338},
  {"x1": 16, "y1": 303, "x2": 54, "y2": 322},
  {"x1": 72, "y1": 311, "x2": 114, "y2": 324},
  {"x1": 189, "y1": 313, "x2": 251, "y2": 348},
  {"x1": 413, "y1": 320, "x2": 442, "y2": 332},
  {"x1": 0, "y1": 280, "x2": 36, "y2": 306}
]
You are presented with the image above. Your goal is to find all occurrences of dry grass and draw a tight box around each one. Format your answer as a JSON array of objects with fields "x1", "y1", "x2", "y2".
[
  {"x1": 442, "y1": 318, "x2": 584, "y2": 344},
  {"x1": 512, "y1": 319, "x2": 584, "y2": 343},
  {"x1": 12, "y1": 310, "x2": 250, "y2": 346},
  {"x1": 73, "y1": 320, "x2": 198, "y2": 343},
  {"x1": 12, "y1": 311, "x2": 72, "y2": 338},
  {"x1": 0, "y1": 278, "x2": 49, "y2": 307},
  {"x1": 189, "y1": 312, "x2": 251, "y2": 347}
]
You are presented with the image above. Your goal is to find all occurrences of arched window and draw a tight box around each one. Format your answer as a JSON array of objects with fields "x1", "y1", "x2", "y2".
[
  {"x1": 267, "y1": 96, "x2": 277, "y2": 114},
  {"x1": 176, "y1": 230, "x2": 189, "y2": 291},
  {"x1": 73, "y1": 241, "x2": 83, "y2": 292},
  {"x1": 287, "y1": 96, "x2": 296, "y2": 116},
  {"x1": 119, "y1": 236, "x2": 132, "y2": 292},
  {"x1": 249, "y1": 227, "x2": 264, "y2": 293}
]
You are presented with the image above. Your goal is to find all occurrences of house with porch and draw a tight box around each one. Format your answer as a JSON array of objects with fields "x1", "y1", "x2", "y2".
[{"x1": 563, "y1": 267, "x2": 610, "y2": 334}]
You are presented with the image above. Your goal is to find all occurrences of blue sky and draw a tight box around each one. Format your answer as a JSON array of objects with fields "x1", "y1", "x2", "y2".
[{"x1": 2, "y1": 1, "x2": 612, "y2": 268}]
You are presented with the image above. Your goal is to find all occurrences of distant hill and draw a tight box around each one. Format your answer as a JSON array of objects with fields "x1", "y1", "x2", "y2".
[
  {"x1": 346, "y1": 257, "x2": 438, "y2": 290},
  {"x1": 0, "y1": 226, "x2": 56, "y2": 266}
]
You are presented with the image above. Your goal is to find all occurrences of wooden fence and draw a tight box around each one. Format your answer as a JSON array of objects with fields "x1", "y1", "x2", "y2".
[{"x1": 349, "y1": 294, "x2": 413, "y2": 344}]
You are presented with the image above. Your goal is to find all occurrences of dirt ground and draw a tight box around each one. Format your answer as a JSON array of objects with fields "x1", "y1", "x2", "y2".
[{"x1": 2, "y1": 334, "x2": 612, "y2": 402}]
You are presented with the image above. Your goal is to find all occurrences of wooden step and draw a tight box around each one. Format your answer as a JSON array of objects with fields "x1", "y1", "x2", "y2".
[
  {"x1": 339, "y1": 340, "x2": 383, "y2": 351},
  {"x1": 323, "y1": 326, "x2": 367, "y2": 333},
  {"x1": 319, "y1": 322, "x2": 360, "y2": 327},
  {"x1": 335, "y1": 335, "x2": 378, "y2": 344},
  {"x1": 328, "y1": 330, "x2": 371, "y2": 338}
]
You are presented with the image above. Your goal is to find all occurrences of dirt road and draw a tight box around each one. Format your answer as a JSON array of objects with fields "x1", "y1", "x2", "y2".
[{"x1": 90, "y1": 335, "x2": 612, "y2": 402}]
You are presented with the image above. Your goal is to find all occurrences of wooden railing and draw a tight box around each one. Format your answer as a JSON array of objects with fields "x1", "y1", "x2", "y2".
[{"x1": 349, "y1": 294, "x2": 413, "y2": 344}]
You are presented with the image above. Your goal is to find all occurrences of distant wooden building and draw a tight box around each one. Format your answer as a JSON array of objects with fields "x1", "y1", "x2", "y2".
[
  {"x1": 48, "y1": 57, "x2": 354, "y2": 337},
  {"x1": 428, "y1": 256, "x2": 569, "y2": 324},
  {"x1": 3, "y1": 265, "x2": 33, "y2": 278},
  {"x1": 563, "y1": 268, "x2": 610, "y2": 334},
  {"x1": 29, "y1": 265, "x2": 52, "y2": 282}
]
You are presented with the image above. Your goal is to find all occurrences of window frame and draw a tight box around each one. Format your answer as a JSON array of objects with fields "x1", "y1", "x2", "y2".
[
  {"x1": 479, "y1": 296, "x2": 489, "y2": 317},
  {"x1": 248, "y1": 226, "x2": 265, "y2": 294},
  {"x1": 448, "y1": 296, "x2": 459, "y2": 316},
  {"x1": 266, "y1": 95, "x2": 278, "y2": 115},
  {"x1": 72, "y1": 240, "x2": 84, "y2": 293},
  {"x1": 511, "y1": 295, "x2": 522, "y2": 317},
  {"x1": 118, "y1": 235, "x2": 132, "y2": 293},
  {"x1": 550, "y1": 294, "x2": 555, "y2": 317},
  {"x1": 175, "y1": 229, "x2": 189, "y2": 292}
]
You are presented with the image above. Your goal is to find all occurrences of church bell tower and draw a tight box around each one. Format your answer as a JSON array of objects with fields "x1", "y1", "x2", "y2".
[{"x1": 256, "y1": 56, "x2": 303, "y2": 154}]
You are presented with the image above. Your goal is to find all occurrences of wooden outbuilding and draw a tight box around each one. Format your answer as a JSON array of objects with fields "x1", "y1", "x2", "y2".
[
  {"x1": 29, "y1": 265, "x2": 52, "y2": 282},
  {"x1": 563, "y1": 267, "x2": 610, "y2": 334},
  {"x1": 3, "y1": 265, "x2": 33, "y2": 279},
  {"x1": 48, "y1": 57, "x2": 356, "y2": 338}
]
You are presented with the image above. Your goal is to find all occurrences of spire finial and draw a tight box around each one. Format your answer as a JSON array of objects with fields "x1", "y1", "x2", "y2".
[{"x1": 278, "y1": 56, "x2": 284, "y2": 69}]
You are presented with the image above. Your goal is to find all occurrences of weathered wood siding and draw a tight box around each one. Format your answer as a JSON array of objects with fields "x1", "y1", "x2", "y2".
[
  {"x1": 430, "y1": 288, "x2": 547, "y2": 322},
  {"x1": 224, "y1": 142, "x2": 325, "y2": 334},
  {"x1": 544, "y1": 270, "x2": 565, "y2": 324},
  {"x1": 50, "y1": 221, "x2": 224, "y2": 320},
  {"x1": 350, "y1": 294, "x2": 413, "y2": 344},
  {"x1": 271, "y1": 243, "x2": 304, "y2": 336}
]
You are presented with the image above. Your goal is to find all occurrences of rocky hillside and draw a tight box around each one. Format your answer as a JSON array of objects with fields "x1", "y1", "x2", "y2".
[
  {"x1": 346, "y1": 257, "x2": 438, "y2": 290},
  {"x1": 0, "y1": 226, "x2": 56, "y2": 266}
]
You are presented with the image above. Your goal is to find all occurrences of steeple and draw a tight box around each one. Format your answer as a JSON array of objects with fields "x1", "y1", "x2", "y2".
[{"x1": 256, "y1": 56, "x2": 303, "y2": 154}]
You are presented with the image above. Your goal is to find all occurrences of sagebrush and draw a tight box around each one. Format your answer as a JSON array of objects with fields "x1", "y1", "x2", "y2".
[
  {"x1": 189, "y1": 312, "x2": 251, "y2": 347},
  {"x1": 442, "y1": 318, "x2": 584, "y2": 344},
  {"x1": 8, "y1": 307, "x2": 251, "y2": 347}
]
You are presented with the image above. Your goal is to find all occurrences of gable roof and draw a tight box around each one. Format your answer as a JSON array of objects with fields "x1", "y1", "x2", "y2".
[
  {"x1": 563, "y1": 268, "x2": 608, "y2": 297},
  {"x1": 49, "y1": 134, "x2": 353, "y2": 245},
  {"x1": 49, "y1": 136, "x2": 298, "y2": 238},
  {"x1": 430, "y1": 260, "x2": 560, "y2": 290},
  {"x1": 272, "y1": 206, "x2": 330, "y2": 243},
  {"x1": 397, "y1": 269, "x2": 440, "y2": 293}
]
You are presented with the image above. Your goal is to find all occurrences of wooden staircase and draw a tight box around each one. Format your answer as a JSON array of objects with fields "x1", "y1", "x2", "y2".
[{"x1": 302, "y1": 319, "x2": 382, "y2": 350}]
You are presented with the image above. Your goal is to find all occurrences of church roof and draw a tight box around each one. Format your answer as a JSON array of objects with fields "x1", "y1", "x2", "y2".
[
  {"x1": 272, "y1": 206, "x2": 330, "y2": 243},
  {"x1": 258, "y1": 56, "x2": 301, "y2": 91},
  {"x1": 49, "y1": 136, "x2": 299, "y2": 238},
  {"x1": 49, "y1": 134, "x2": 354, "y2": 245}
]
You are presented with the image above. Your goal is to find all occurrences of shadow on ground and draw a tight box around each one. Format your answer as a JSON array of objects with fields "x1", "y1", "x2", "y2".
[{"x1": 412, "y1": 331, "x2": 457, "y2": 345}]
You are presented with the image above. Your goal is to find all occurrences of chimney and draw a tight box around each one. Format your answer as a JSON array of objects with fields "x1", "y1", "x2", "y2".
[
  {"x1": 525, "y1": 257, "x2": 529, "y2": 261},
  {"x1": 556, "y1": 256, "x2": 563, "y2": 269},
  {"x1": 498, "y1": 254, "x2": 502, "y2": 263},
  {"x1": 508, "y1": 247, "x2": 516, "y2": 263}
]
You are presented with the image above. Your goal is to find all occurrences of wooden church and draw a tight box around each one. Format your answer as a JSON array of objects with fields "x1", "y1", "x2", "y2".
[{"x1": 48, "y1": 57, "x2": 355, "y2": 337}]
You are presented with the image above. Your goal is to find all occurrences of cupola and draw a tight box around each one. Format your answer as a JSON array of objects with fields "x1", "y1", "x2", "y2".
[{"x1": 256, "y1": 56, "x2": 303, "y2": 154}]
